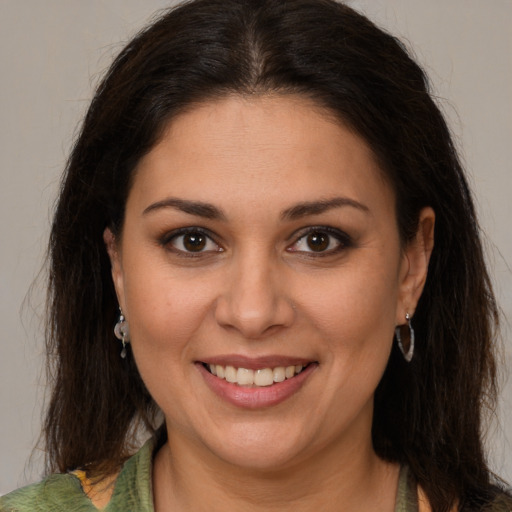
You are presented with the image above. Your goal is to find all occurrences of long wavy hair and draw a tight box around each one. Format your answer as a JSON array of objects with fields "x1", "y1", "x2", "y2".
[{"x1": 44, "y1": 1, "x2": 504, "y2": 510}]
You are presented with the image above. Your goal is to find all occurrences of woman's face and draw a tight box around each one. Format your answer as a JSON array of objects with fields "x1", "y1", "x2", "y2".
[{"x1": 107, "y1": 95, "x2": 432, "y2": 471}]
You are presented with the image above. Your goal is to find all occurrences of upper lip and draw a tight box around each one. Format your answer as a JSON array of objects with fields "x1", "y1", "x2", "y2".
[{"x1": 198, "y1": 355, "x2": 316, "y2": 370}]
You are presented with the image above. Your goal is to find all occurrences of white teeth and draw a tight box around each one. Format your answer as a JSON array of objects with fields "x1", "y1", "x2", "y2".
[
  {"x1": 254, "y1": 368, "x2": 274, "y2": 387},
  {"x1": 206, "y1": 363, "x2": 307, "y2": 387},
  {"x1": 225, "y1": 366, "x2": 237, "y2": 383},
  {"x1": 285, "y1": 365, "x2": 295, "y2": 379},
  {"x1": 273, "y1": 366, "x2": 286, "y2": 383},
  {"x1": 237, "y1": 367, "x2": 254, "y2": 386}
]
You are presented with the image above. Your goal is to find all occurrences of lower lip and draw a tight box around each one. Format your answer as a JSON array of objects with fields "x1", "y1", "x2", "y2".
[{"x1": 197, "y1": 363, "x2": 317, "y2": 409}]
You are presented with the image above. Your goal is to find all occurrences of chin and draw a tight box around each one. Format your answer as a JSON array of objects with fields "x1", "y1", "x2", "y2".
[{"x1": 199, "y1": 422, "x2": 312, "y2": 472}]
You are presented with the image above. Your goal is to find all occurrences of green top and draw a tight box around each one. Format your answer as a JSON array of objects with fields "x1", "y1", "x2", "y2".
[
  {"x1": 0, "y1": 440, "x2": 154, "y2": 512},
  {"x1": 0, "y1": 441, "x2": 508, "y2": 511}
]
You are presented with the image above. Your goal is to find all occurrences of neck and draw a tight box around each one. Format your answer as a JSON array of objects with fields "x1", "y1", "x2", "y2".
[{"x1": 152, "y1": 427, "x2": 400, "y2": 512}]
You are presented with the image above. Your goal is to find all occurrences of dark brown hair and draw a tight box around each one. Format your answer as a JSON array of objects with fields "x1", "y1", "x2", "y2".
[{"x1": 45, "y1": 1, "x2": 506, "y2": 510}]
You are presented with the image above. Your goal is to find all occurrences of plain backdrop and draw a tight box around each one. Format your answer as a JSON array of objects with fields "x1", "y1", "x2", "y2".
[{"x1": 1, "y1": 0, "x2": 511, "y2": 495}]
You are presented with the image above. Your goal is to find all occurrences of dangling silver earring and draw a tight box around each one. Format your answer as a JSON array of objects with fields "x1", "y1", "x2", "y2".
[
  {"x1": 395, "y1": 313, "x2": 415, "y2": 362},
  {"x1": 114, "y1": 308, "x2": 130, "y2": 358}
]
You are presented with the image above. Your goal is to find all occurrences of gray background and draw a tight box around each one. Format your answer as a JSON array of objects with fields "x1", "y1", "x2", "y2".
[{"x1": 1, "y1": 0, "x2": 511, "y2": 495}]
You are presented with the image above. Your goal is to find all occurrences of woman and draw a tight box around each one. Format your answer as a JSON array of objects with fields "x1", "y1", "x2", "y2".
[{"x1": 1, "y1": 0, "x2": 510, "y2": 510}]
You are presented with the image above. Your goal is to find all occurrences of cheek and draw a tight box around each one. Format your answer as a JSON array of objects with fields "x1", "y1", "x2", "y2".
[
  {"x1": 304, "y1": 266, "x2": 399, "y2": 335},
  {"x1": 297, "y1": 258, "x2": 400, "y2": 381},
  {"x1": 121, "y1": 262, "x2": 216, "y2": 357},
  {"x1": 122, "y1": 271, "x2": 217, "y2": 413}
]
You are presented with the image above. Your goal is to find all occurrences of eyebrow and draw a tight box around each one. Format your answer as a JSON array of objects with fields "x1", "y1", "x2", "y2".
[
  {"x1": 142, "y1": 196, "x2": 369, "y2": 221},
  {"x1": 142, "y1": 198, "x2": 226, "y2": 220},
  {"x1": 280, "y1": 197, "x2": 369, "y2": 220}
]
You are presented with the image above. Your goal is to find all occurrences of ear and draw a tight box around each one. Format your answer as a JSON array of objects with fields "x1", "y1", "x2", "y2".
[
  {"x1": 395, "y1": 207, "x2": 435, "y2": 324},
  {"x1": 103, "y1": 228, "x2": 126, "y2": 312}
]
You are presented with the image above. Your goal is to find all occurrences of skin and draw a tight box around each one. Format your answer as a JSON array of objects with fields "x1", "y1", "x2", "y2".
[{"x1": 105, "y1": 94, "x2": 434, "y2": 511}]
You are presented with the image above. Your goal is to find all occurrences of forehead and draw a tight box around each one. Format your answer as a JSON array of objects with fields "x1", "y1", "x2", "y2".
[{"x1": 130, "y1": 94, "x2": 393, "y2": 216}]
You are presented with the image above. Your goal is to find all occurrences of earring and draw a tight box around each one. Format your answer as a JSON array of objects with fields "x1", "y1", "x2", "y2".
[
  {"x1": 395, "y1": 313, "x2": 415, "y2": 362},
  {"x1": 114, "y1": 308, "x2": 130, "y2": 359}
]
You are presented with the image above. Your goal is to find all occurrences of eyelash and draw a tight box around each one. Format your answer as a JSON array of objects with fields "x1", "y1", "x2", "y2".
[
  {"x1": 287, "y1": 226, "x2": 352, "y2": 256},
  {"x1": 160, "y1": 227, "x2": 222, "y2": 257},
  {"x1": 159, "y1": 226, "x2": 352, "y2": 257}
]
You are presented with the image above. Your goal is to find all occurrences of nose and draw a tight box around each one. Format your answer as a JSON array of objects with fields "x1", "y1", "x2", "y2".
[{"x1": 214, "y1": 252, "x2": 295, "y2": 339}]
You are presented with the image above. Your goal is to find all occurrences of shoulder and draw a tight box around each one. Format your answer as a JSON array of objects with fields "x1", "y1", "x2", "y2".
[
  {"x1": 0, "y1": 474, "x2": 92, "y2": 512},
  {"x1": 1, "y1": 437, "x2": 157, "y2": 512},
  {"x1": 105, "y1": 436, "x2": 155, "y2": 511}
]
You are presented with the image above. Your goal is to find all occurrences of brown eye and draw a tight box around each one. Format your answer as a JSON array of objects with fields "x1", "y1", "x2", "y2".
[
  {"x1": 183, "y1": 233, "x2": 207, "y2": 252},
  {"x1": 306, "y1": 232, "x2": 330, "y2": 252},
  {"x1": 287, "y1": 227, "x2": 351, "y2": 255},
  {"x1": 166, "y1": 229, "x2": 221, "y2": 254}
]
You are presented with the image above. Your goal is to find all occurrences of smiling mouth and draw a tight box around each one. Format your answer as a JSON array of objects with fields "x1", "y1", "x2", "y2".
[{"x1": 202, "y1": 363, "x2": 312, "y2": 387}]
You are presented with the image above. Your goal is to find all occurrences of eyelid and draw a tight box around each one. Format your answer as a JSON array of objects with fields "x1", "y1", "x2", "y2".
[
  {"x1": 158, "y1": 225, "x2": 352, "y2": 257},
  {"x1": 286, "y1": 225, "x2": 353, "y2": 255},
  {"x1": 160, "y1": 227, "x2": 223, "y2": 255}
]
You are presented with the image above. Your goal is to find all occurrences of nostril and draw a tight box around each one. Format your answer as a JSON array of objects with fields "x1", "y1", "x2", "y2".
[{"x1": 214, "y1": 291, "x2": 296, "y2": 339}]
